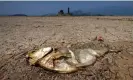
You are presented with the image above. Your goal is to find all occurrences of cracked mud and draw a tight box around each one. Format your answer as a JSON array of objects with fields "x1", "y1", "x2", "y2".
[{"x1": 0, "y1": 16, "x2": 133, "y2": 80}]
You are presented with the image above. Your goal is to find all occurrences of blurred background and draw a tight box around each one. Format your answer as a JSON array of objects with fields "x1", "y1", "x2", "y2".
[{"x1": 0, "y1": 1, "x2": 133, "y2": 16}]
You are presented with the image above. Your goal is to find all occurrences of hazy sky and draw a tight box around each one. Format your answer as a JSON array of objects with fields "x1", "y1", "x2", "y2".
[{"x1": 0, "y1": 1, "x2": 133, "y2": 16}]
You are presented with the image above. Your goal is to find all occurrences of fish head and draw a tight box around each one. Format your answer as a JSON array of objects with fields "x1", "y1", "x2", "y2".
[{"x1": 27, "y1": 47, "x2": 53, "y2": 65}]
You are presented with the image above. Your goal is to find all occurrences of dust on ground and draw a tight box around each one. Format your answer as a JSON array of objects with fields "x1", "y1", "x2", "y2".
[{"x1": 0, "y1": 16, "x2": 133, "y2": 80}]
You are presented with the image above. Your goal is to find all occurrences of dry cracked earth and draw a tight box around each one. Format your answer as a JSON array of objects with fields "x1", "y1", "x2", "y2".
[{"x1": 0, "y1": 16, "x2": 133, "y2": 80}]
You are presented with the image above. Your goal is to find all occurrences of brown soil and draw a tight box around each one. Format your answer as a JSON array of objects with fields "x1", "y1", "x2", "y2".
[{"x1": 0, "y1": 16, "x2": 133, "y2": 80}]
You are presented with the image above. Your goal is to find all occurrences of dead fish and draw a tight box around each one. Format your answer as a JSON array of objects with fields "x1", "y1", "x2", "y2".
[
  {"x1": 27, "y1": 46, "x2": 111, "y2": 73},
  {"x1": 73, "y1": 48, "x2": 97, "y2": 67},
  {"x1": 53, "y1": 58, "x2": 78, "y2": 73},
  {"x1": 27, "y1": 47, "x2": 52, "y2": 65},
  {"x1": 38, "y1": 47, "x2": 106, "y2": 73},
  {"x1": 38, "y1": 48, "x2": 78, "y2": 73},
  {"x1": 27, "y1": 47, "x2": 77, "y2": 73}
]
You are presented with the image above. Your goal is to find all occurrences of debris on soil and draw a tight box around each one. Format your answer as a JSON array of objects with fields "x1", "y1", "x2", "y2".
[
  {"x1": 93, "y1": 36, "x2": 104, "y2": 42},
  {"x1": 97, "y1": 36, "x2": 104, "y2": 41}
]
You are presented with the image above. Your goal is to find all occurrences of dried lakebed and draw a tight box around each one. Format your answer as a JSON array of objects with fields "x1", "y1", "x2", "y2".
[{"x1": 0, "y1": 16, "x2": 133, "y2": 80}]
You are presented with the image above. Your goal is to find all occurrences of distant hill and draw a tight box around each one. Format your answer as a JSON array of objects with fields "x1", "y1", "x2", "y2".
[
  {"x1": 71, "y1": 10, "x2": 91, "y2": 16},
  {"x1": 72, "y1": 10, "x2": 105, "y2": 16},
  {"x1": 11, "y1": 14, "x2": 27, "y2": 16}
]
